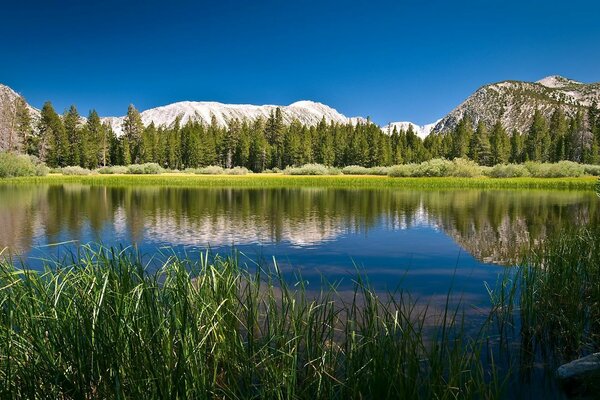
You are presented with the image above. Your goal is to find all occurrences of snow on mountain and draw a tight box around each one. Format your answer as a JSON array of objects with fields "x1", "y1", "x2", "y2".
[
  {"x1": 102, "y1": 100, "x2": 367, "y2": 135},
  {"x1": 381, "y1": 120, "x2": 440, "y2": 139},
  {"x1": 536, "y1": 75, "x2": 583, "y2": 89}
]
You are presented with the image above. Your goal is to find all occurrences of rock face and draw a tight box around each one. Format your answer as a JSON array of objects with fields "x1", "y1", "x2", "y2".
[
  {"x1": 432, "y1": 76, "x2": 600, "y2": 134},
  {"x1": 557, "y1": 352, "x2": 600, "y2": 382}
]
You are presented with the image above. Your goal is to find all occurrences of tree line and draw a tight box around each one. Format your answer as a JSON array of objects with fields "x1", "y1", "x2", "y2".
[{"x1": 2, "y1": 98, "x2": 600, "y2": 171}]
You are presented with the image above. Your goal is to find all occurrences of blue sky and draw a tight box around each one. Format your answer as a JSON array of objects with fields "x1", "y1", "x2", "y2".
[{"x1": 1, "y1": 0, "x2": 599, "y2": 125}]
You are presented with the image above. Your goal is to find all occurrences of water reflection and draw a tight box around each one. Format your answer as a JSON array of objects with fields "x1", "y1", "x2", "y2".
[{"x1": 0, "y1": 185, "x2": 597, "y2": 266}]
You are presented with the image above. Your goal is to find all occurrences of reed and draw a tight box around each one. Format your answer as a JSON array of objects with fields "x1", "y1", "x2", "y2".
[{"x1": 0, "y1": 246, "x2": 504, "y2": 399}]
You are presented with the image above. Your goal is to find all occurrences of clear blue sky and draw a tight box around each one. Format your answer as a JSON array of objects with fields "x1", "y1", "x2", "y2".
[{"x1": 1, "y1": 0, "x2": 599, "y2": 125}]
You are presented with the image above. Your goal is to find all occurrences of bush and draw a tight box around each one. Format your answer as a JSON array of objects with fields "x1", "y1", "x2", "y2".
[
  {"x1": 342, "y1": 165, "x2": 370, "y2": 175},
  {"x1": 126, "y1": 163, "x2": 164, "y2": 175},
  {"x1": 387, "y1": 164, "x2": 417, "y2": 177},
  {"x1": 97, "y1": 166, "x2": 129, "y2": 174},
  {"x1": 488, "y1": 164, "x2": 531, "y2": 178},
  {"x1": 413, "y1": 159, "x2": 455, "y2": 177},
  {"x1": 368, "y1": 166, "x2": 391, "y2": 176},
  {"x1": 583, "y1": 164, "x2": 600, "y2": 176},
  {"x1": 525, "y1": 161, "x2": 584, "y2": 178},
  {"x1": 189, "y1": 166, "x2": 224, "y2": 175},
  {"x1": 0, "y1": 152, "x2": 48, "y2": 178},
  {"x1": 224, "y1": 167, "x2": 249, "y2": 175},
  {"x1": 61, "y1": 166, "x2": 91, "y2": 175},
  {"x1": 283, "y1": 164, "x2": 335, "y2": 175},
  {"x1": 450, "y1": 158, "x2": 483, "y2": 177}
]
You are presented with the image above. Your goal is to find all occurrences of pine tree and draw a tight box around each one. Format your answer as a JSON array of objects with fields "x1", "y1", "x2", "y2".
[
  {"x1": 15, "y1": 96, "x2": 34, "y2": 154},
  {"x1": 489, "y1": 121, "x2": 509, "y2": 164},
  {"x1": 470, "y1": 121, "x2": 491, "y2": 165},
  {"x1": 63, "y1": 105, "x2": 82, "y2": 166},
  {"x1": 526, "y1": 110, "x2": 549, "y2": 162},
  {"x1": 86, "y1": 110, "x2": 104, "y2": 168},
  {"x1": 452, "y1": 116, "x2": 473, "y2": 158},
  {"x1": 38, "y1": 101, "x2": 67, "y2": 167},
  {"x1": 122, "y1": 104, "x2": 144, "y2": 164},
  {"x1": 548, "y1": 109, "x2": 568, "y2": 162},
  {"x1": 265, "y1": 108, "x2": 285, "y2": 169},
  {"x1": 510, "y1": 130, "x2": 524, "y2": 163}
]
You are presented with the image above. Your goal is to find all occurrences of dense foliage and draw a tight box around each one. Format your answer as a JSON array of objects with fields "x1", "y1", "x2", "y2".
[
  {"x1": 0, "y1": 152, "x2": 47, "y2": 177},
  {"x1": 2, "y1": 97, "x2": 599, "y2": 171}
]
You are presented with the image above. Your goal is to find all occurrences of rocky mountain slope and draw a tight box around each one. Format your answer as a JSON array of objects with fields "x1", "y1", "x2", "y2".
[
  {"x1": 2, "y1": 75, "x2": 599, "y2": 140},
  {"x1": 432, "y1": 75, "x2": 600, "y2": 134}
]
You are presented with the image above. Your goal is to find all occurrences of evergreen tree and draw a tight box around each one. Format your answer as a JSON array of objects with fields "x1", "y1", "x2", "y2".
[
  {"x1": 451, "y1": 116, "x2": 473, "y2": 158},
  {"x1": 15, "y1": 96, "x2": 34, "y2": 154},
  {"x1": 470, "y1": 121, "x2": 491, "y2": 165},
  {"x1": 122, "y1": 104, "x2": 144, "y2": 163},
  {"x1": 548, "y1": 109, "x2": 569, "y2": 162},
  {"x1": 489, "y1": 121, "x2": 509, "y2": 164},
  {"x1": 526, "y1": 110, "x2": 549, "y2": 161},
  {"x1": 510, "y1": 130, "x2": 524, "y2": 163},
  {"x1": 86, "y1": 110, "x2": 104, "y2": 168},
  {"x1": 265, "y1": 108, "x2": 285, "y2": 169},
  {"x1": 64, "y1": 105, "x2": 82, "y2": 166},
  {"x1": 38, "y1": 101, "x2": 67, "y2": 167}
]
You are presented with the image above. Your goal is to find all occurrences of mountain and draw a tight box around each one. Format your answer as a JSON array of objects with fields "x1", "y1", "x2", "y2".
[
  {"x1": 0, "y1": 84, "x2": 40, "y2": 121},
  {"x1": 381, "y1": 120, "x2": 441, "y2": 139},
  {"x1": 102, "y1": 100, "x2": 366, "y2": 136},
  {"x1": 432, "y1": 75, "x2": 600, "y2": 134}
]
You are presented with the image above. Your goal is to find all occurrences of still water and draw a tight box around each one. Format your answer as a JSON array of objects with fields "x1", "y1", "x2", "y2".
[{"x1": 1, "y1": 184, "x2": 598, "y2": 308}]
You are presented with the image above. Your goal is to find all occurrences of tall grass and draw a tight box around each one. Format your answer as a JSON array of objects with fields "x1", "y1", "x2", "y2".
[
  {"x1": 485, "y1": 226, "x2": 600, "y2": 395},
  {"x1": 0, "y1": 247, "x2": 504, "y2": 399}
]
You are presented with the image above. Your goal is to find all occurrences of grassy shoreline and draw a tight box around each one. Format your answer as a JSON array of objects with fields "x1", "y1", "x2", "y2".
[{"x1": 0, "y1": 173, "x2": 597, "y2": 190}]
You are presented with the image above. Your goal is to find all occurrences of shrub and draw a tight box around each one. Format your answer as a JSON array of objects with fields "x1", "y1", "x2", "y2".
[
  {"x1": 0, "y1": 152, "x2": 48, "y2": 178},
  {"x1": 61, "y1": 166, "x2": 91, "y2": 175},
  {"x1": 127, "y1": 163, "x2": 164, "y2": 175},
  {"x1": 97, "y1": 166, "x2": 129, "y2": 174},
  {"x1": 488, "y1": 164, "x2": 531, "y2": 178},
  {"x1": 191, "y1": 166, "x2": 224, "y2": 175},
  {"x1": 368, "y1": 166, "x2": 391, "y2": 176},
  {"x1": 583, "y1": 164, "x2": 600, "y2": 176},
  {"x1": 387, "y1": 164, "x2": 417, "y2": 177},
  {"x1": 450, "y1": 158, "x2": 483, "y2": 177},
  {"x1": 525, "y1": 161, "x2": 584, "y2": 178},
  {"x1": 224, "y1": 167, "x2": 249, "y2": 175},
  {"x1": 342, "y1": 165, "x2": 370, "y2": 175},
  {"x1": 283, "y1": 164, "x2": 334, "y2": 175},
  {"x1": 413, "y1": 159, "x2": 454, "y2": 177}
]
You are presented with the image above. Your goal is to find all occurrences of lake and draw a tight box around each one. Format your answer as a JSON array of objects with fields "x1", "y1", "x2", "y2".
[{"x1": 1, "y1": 184, "x2": 598, "y2": 306}]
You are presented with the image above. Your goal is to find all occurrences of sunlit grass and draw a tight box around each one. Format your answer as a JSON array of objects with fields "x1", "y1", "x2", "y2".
[{"x1": 0, "y1": 173, "x2": 597, "y2": 190}]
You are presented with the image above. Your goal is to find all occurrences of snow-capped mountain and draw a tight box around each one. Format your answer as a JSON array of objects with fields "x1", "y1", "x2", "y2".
[
  {"x1": 432, "y1": 75, "x2": 600, "y2": 134},
  {"x1": 381, "y1": 120, "x2": 441, "y2": 139},
  {"x1": 102, "y1": 100, "x2": 366, "y2": 135}
]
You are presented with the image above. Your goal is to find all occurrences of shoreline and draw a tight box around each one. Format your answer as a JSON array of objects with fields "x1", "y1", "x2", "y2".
[{"x1": 0, "y1": 173, "x2": 597, "y2": 190}]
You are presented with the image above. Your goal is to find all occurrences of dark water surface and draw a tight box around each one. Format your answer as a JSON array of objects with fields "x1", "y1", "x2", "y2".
[{"x1": 1, "y1": 184, "x2": 598, "y2": 302}]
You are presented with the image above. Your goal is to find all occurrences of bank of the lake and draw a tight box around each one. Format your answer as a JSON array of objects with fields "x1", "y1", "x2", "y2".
[{"x1": 0, "y1": 173, "x2": 597, "y2": 190}]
